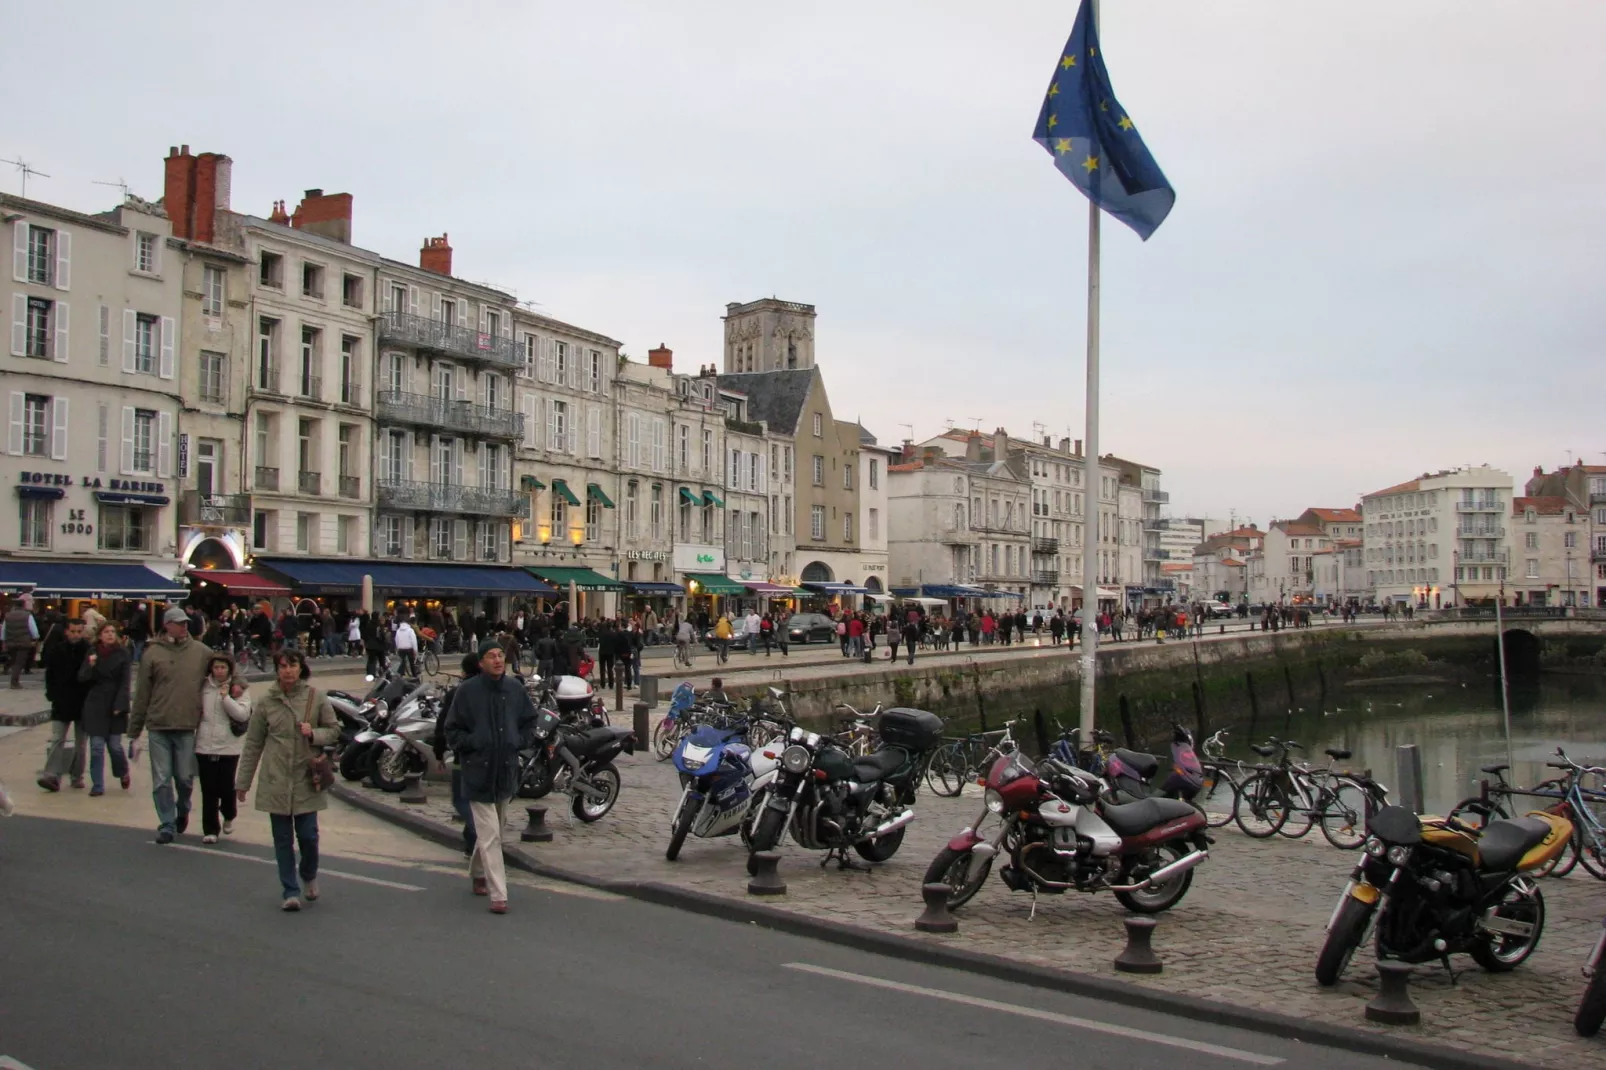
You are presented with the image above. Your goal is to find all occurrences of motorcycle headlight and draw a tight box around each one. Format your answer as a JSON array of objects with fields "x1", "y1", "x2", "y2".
[
  {"x1": 1364, "y1": 838, "x2": 1385, "y2": 857},
  {"x1": 781, "y1": 745, "x2": 811, "y2": 774},
  {"x1": 681, "y1": 744, "x2": 713, "y2": 770},
  {"x1": 1386, "y1": 846, "x2": 1413, "y2": 867},
  {"x1": 984, "y1": 789, "x2": 1005, "y2": 814}
]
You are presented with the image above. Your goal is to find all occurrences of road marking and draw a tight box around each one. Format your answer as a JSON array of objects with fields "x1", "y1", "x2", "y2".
[
  {"x1": 161, "y1": 843, "x2": 425, "y2": 891},
  {"x1": 1, "y1": 1058, "x2": 41, "y2": 1069},
  {"x1": 783, "y1": 963, "x2": 1283, "y2": 1066}
]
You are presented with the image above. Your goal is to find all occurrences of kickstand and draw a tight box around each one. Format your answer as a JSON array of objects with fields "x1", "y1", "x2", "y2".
[
  {"x1": 1028, "y1": 886, "x2": 1040, "y2": 922},
  {"x1": 822, "y1": 846, "x2": 873, "y2": 872},
  {"x1": 1439, "y1": 953, "x2": 1458, "y2": 985}
]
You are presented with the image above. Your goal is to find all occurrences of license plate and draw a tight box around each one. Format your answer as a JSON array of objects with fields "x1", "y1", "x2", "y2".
[{"x1": 1350, "y1": 882, "x2": 1380, "y2": 905}]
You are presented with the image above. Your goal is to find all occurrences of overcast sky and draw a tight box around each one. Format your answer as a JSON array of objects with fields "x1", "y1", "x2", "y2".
[{"x1": 6, "y1": 0, "x2": 1602, "y2": 526}]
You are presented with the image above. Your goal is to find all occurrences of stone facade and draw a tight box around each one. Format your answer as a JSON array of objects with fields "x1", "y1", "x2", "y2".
[{"x1": 1362, "y1": 465, "x2": 1513, "y2": 606}]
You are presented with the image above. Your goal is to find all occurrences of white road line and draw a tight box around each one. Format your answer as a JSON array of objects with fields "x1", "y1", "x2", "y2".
[
  {"x1": 1, "y1": 1057, "x2": 42, "y2": 1069},
  {"x1": 160, "y1": 843, "x2": 425, "y2": 891},
  {"x1": 783, "y1": 963, "x2": 1283, "y2": 1066}
]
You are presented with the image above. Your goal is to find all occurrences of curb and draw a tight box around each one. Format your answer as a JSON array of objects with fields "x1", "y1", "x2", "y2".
[
  {"x1": 0, "y1": 709, "x2": 49, "y2": 727},
  {"x1": 330, "y1": 782, "x2": 1536, "y2": 1070}
]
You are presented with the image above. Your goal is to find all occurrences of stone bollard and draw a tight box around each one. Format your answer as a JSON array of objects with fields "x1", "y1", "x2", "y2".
[
  {"x1": 1219, "y1": 624, "x2": 1226, "y2": 635},
  {"x1": 521, "y1": 805, "x2": 554, "y2": 843},
  {"x1": 914, "y1": 882, "x2": 960, "y2": 933},
  {"x1": 616, "y1": 676, "x2": 625, "y2": 713},
  {"x1": 633, "y1": 702, "x2": 650, "y2": 752},
  {"x1": 1364, "y1": 961, "x2": 1420, "y2": 1025},
  {"x1": 747, "y1": 850, "x2": 787, "y2": 895},
  {"x1": 1113, "y1": 915, "x2": 1163, "y2": 974},
  {"x1": 399, "y1": 772, "x2": 427, "y2": 804}
]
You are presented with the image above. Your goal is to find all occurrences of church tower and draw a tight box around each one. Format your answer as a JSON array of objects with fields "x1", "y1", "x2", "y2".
[{"x1": 721, "y1": 298, "x2": 816, "y2": 373}]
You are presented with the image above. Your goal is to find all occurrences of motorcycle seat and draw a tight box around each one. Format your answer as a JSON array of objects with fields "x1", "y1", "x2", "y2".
[
  {"x1": 852, "y1": 748, "x2": 908, "y2": 782},
  {"x1": 1480, "y1": 763, "x2": 1510, "y2": 776},
  {"x1": 1100, "y1": 797, "x2": 1200, "y2": 837},
  {"x1": 1324, "y1": 748, "x2": 1352, "y2": 760},
  {"x1": 1476, "y1": 816, "x2": 1554, "y2": 872},
  {"x1": 565, "y1": 726, "x2": 625, "y2": 756},
  {"x1": 1113, "y1": 748, "x2": 1160, "y2": 778}
]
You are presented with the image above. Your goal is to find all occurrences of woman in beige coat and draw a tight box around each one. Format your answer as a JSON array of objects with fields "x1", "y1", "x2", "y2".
[{"x1": 234, "y1": 651, "x2": 338, "y2": 911}]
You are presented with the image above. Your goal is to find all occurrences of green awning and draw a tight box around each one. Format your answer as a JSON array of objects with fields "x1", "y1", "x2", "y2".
[
  {"x1": 551, "y1": 479, "x2": 581, "y2": 506},
  {"x1": 703, "y1": 490, "x2": 725, "y2": 508},
  {"x1": 587, "y1": 483, "x2": 615, "y2": 508},
  {"x1": 684, "y1": 572, "x2": 745, "y2": 596},
  {"x1": 678, "y1": 487, "x2": 700, "y2": 506},
  {"x1": 526, "y1": 566, "x2": 623, "y2": 592},
  {"x1": 520, "y1": 475, "x2": 545, "y2": 491}
]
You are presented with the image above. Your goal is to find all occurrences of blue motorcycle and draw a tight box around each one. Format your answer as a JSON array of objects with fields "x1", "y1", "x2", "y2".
[{"x1": 666, "y1": 718, "x2": 781, "y2": 860}]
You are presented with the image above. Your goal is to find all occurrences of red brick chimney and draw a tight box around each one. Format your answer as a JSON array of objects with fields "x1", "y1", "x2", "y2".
[
  {"x1": 162, "y1": 145, "x2": 233, "y2": 244},
  {"x1": 289, "y1": 189, "x2": 353, "y2": 243},
  {"x1": 419, "y1": 234, "x2": 452, "y2": 276},
  {"x1": 163, "y1": 146, "x2": 195, "y2": 239},
  {"x1": 648, "y1": 344, "x2": 673, "y2": 371},
  {"x1": 268, "y1": 200, "x2": 290, "y2": 225}
]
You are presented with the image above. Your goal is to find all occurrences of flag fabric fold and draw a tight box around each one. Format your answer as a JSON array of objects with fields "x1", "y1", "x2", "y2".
[{"x1": 1033, "y1": 0, "x2": 1174, "y2": 240}]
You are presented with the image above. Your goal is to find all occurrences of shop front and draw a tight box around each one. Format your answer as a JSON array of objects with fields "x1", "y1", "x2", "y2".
[
  {"x1": 185, "y1": 568, "x2": 292, "y2": 616},
  {"x1": 0, "y1": 560, "x2": 189, "y2": 633},
  {"x1": 800, "y1": 581, "x2": 872, "y2": 614},
  {"x1": 255, "y1": 558, "x2": 556, "y2": 626},
  {"x1": 673, "y1": 544, "x2": 733, "y2": 618},
  {"x1": 526, "y1": 566, "x2": 625, "y2": 621},
  {"x1": 741, "y1": 580, "x2": 800, "y2": 616}
]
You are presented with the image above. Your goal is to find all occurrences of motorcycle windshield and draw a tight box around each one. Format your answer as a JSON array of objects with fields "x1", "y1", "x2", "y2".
[{"x1": 986, "y1": 751, "x2": 1036, "y2": 791}]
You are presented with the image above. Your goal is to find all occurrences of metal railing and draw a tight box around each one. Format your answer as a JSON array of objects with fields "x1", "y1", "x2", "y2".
[
  {"x1": 254, "y1": 366, "x2": 281, "y2": 394},
  {"x1": 1143, "y1": 488, "x2": 1170, "y2": 504},
  {"x1": 1032, "y1": 536, "x2": 1060, "y2": 554},
  {"x1": 1459, "y1": 549, "x2": 1510, "y2": 564},
  {"x1": 1454, "y1": 501, "x2": 1504, "y2": 512},
  {"x1": 338, "y1": 381, "x2": 363, "y2": 407},
  {"x1": 1591, "y1": 492, "x2": 1606, "y2": 505},
  {"x1": 298, "y1": 471, "x2": 321, "y2": 495},
  {"x1": 376, "y1": 311, "x2": 522, "y2": 369},
  {"x1": 339, "y1": 475, "x2": 361, "y2": 499},
  {"x1": 179, "y1": 491, "x2": 251, "y2": 526},
  {"x1": 375, "y1": 390, "x2": 524, "y2": 439},
  {"x1": 297, "y1": 374, "x2": 322, "y2": 400},
  {"x1": 375, "y1": 478, "x2": 523, "y2": 516},
  {"x1": 254, "y1": 466, "x2": 279, "y2": 491},
  {"x1": 1457, "y1": 525, "x2": 1505, "y2": 537},
  {"x1": 1031, "y1": 570, "x2": 1060, "y2": 585}
]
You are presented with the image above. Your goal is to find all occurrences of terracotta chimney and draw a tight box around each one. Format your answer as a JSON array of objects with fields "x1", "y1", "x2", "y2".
[
  {"x1": 419, "y1": 234, "x2": 452, "y2": 275},
  {"x1": 648, "y1": 344, "x2": 673, "y2": 371},
  {"x1": 900, "y1": 440, "x2": 914, "y2": 461},
  {"x1": 268, "y1": 200, "x2": 290, "y2": 225},
  {"x1": 289, "y1": 189, "x2": 354, "y2": 243},
  {"x1": 993, "y1": 426, "x2": 1010, "y2": 462},
  {"x1": 1074, "y1": 438, "x2": 1082, "y2": 456},
  {"x1": 191, "y1": 152, "x2": 231, "y2": 244},
  {"x1": 163, "y1": 145, "x2": 196, "y2": 239}
]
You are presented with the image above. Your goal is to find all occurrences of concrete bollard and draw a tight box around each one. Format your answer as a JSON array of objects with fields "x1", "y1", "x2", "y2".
[
  {"x1": 616, "y1": 676, "x2": 625, "y2": 713},
  {"x1": 747, "y1": 850, "x2": 787, "y2": 895},
  {"x1": 914, "y1": 882, "x2": 960, "y2": 933},
  {"x1": 1364, "y1": 962, "x2": 1421, "y2": 1025},
  {"x1": 633, "y1": 702, "x2": 650, "y2": 752},
  {"x1": 1113, "y1": 915, "x2": 1163, "y2": 974},
  {"x1": 399, "y1": 773, "x2": 427, "y2": 804},
  {"x1": 521, "y1": 805, "x2": 553, "y2": 843}
]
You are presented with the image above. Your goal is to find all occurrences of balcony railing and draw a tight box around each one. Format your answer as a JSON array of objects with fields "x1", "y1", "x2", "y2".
[
  {"x1": 1458, "y1": 526, "x2": 1505, "y2": 537},
  {"x1": 1032, "y1": 536, "x2": 1060, "y2": 555},
  {"x1": 375, "y1": 390, "x2": 524, "y2": 439},
  {"x1": 1592, "y1": 492, "x2": 1606, "y2": 506},
  {"x1": 338, "y1": 381, "x2": 363, "y2": 408},
  {"x1": 298, "y1": 471, "x2": 321, "y2": 495},
  {"x1": 1455, "y1": 501, "x2": 1504, "y2": 512},
  {"x1": 339, "y1": 475, "x2": 361, "y2": 499},
  {"x1": 973, "y1": 522, "x2": 1026, "y2": 535},
  {"x1": 1031, "y1": 570, "x2": 1060, "y2": 586},
  {"x1": 253, "y1": 365, "x2": 281, "y2": 395},
  {"x1": 1459, "y1": 549, "x2": 1510, "y2": 564},
  {"x1": 376, "y1": 311, "x2": 522, "y2": 369},
  {"x1": 376, "y1": 478, "x2": 523, "y2": 517},
  {"x1": 179, "y1": 491, "x2": 251, "y2": 527},
  {"x1": 1143, "y1": 488, "x2": 1170, "y2": 504},
  {"x1": 1592, "y1": 547, "x2": 1606, "y2": 564},
  {"x1": 296, "y1": 374, "x2": 322, "y2": 401},
  {"x1": 254, "y1": 466, "x2": 279, "y2": 491}
]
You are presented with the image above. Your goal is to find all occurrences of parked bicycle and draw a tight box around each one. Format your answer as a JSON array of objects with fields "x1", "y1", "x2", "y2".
[
  {"x1": 1454, "y1": 749, "x2": 1605, "y2": 880},
  {"x1": 923, "y1": 719, "x2": 1022, "y2": 797},
  {"x1": 1234, "y1": 738, "x2": 1387, "y2": 849}
]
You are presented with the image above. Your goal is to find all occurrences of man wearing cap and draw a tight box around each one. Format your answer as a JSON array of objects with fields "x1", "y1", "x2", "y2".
[
  {"x1": 444, "y1": 638, "x2": 537, "y2": 915},
  {"x1": 129, "y1": 606, "x2": 214, "y2": 843}
]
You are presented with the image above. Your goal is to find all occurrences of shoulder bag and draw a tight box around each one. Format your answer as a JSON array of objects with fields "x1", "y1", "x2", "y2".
[{"x1": 300, "y1": 688, "x2": 335, "y2": 792}]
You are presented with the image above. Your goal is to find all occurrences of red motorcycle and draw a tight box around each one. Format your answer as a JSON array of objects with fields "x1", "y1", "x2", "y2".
[{"x1": 924, "y1": 750, "x2": 1211, "y2": 914}]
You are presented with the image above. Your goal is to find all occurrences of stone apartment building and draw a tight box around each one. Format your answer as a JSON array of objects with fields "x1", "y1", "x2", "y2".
[
  {"x1": 1191, "y1": 526, "x2": 1261, "y2": 603},
  {"x1": 1362, "y1": 465, "x2": 1514, "y2": 606},
  {"x1": 1522, "y1": 464, "x2": 1606, "y2": 607},
  {"x1": 857, "y1": 429, "x2": 894, "y2": 596}
]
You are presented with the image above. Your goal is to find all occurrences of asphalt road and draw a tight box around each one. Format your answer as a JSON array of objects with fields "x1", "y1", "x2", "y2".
[{"x1": 0, "y1": 815, "x2": 1427, "y2": 1070}]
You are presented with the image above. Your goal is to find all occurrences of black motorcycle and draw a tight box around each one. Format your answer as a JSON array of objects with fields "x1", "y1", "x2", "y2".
[
  {"x1": 746, "y1": 707, "x2": 944, "y2": 871},
  {"x1": 517, "y1": 707, "x2": 635, "y2": 822}
]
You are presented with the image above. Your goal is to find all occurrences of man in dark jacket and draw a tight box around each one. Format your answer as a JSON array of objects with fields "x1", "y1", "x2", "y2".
[
  {"x1": 444, "y1": 639, "x2": 536, "y2": 914},
  {"x1": 432, "y1": 652, "x2": 481, "y2": 857},
  {"x1": 38, "y1": 618, "x2": 90, "y2": 790}
]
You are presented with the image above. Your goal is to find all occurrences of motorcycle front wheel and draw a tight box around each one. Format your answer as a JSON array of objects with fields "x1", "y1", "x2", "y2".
[
  {"x1": 745, "y1": 803, "x2": 789, "y2": 875},
  {"x1": 666, "y1": 794, "x2": 700, "y2": 861},
  {"x1": 370, "y1": 747, "x2": 409, "y2": 793},
  {"x1": 1470, "y1": 878, "x2": 1545, "y2": 972},
  {"x1": 1113, "y1": 841, "x2": 1195, "y2": 914},
  {"x1": 923, "y1": 846, "x2": 992, "y2": 908},
  {"x1": 572, "y1": 764, "x2": 621, "y2": 823},
  {"x1": 1315, "y1": 895, "x2": 1375, "y2": 986}
]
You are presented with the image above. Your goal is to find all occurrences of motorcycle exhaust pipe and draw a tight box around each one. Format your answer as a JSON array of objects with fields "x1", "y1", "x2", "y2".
[
  {"x1": 1108, "y1": 848, "x2": 1209, "y2": 892},
  {"x1": 855, "y1": 809, "x2": 915, "y2": 844}
]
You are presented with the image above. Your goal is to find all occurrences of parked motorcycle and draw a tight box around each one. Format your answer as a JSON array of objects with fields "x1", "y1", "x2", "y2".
[
  {"x1": 1577, "y1": 915, "x2": 1606, "y2": 1037},
  {"x1": 518, "y1": 707, "x2": 635, "y2": 822},
  {"x1": 339, "y1": 672, "x2": 421, "y2": 781},
  {"x1": 665, "y1": 713, "x2": 781, "y2": 860},
  {"x1": 368, "y1": 685, "x2": 444, "y2": 792},
  {"x1": 926, "y1": 749, "x2": 1211, "y2": 915},
  {"x1": 746, "y1": 707, "x2": 943, "y2": 871},
  {"x1": 1315, "y1": 805, "x2": 1571, "y2": 986}
]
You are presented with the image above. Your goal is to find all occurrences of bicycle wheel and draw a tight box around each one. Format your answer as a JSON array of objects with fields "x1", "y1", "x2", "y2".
[
  {"x1": 924, "y1": 742, "x2": 969, "y2": 798},
  {"x1": 1527, "y1": 780, "x2": 1578, "y2": 878},
  {"x1": 1197, "y1": 764, "x2": 1239, "y2": 829},
  {"x1": 1235, "y1": 772, "x2": 1290, "y2": 838},
  {"x1": 1276, "y1": 779, "x2": 1317, "y2": 839},
  {"x1": 422, "y1": 648, "x2": 441, "y2": 676},
  {"x1": 1575, "y1": 820, "x2": 1606, "y2": 881},
  {"x1": 1319, "y1": 780, "x2": 1370, "y2": 849}
]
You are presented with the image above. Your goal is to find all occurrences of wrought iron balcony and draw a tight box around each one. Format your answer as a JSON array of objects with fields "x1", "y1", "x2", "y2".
[
  {"x1": 375, "y1": 390, "x2": 524, "y2": 439},
  {"x1": 339, "y1": 475, "x2": 361, "y2": 499},
  {"x1": 252, "y1": 365, "x2": 281, "y2": 395},
  {"x1": 296, "y1": 374, "x2": 322, "y2": 401},
  {"x1": 376, "y1": 478, "x2": 523, "y2": 517},
  {"x1": 1031, "y1": 569, "x2": 1060, "y2": 586},
  {"x1": 1143, "y1": 488, "x2": 1170, "y2": 504},
  {"x1": 1032, "y1": 536, "x2": 1060, "y2": 555},
  {"x1": 179, "y1": 491, "x2": 251, "y2": 527},
  {"x1": 1455, "y1": 501, "x2": 1504, "y2": 513},
  {"x1": 254, "y1": 466, "x2": 279, "y2": 492},
  {"x1": 337, "y1": 381, "x2": 363, "y2": 408},
  {"x1": 1457, "y1": 525, "x2": 1505, "y2": 538},
  {"x1": 376, "y1": 311, "x2": 522, "y2": 369},
  {"x1": 298, "y1": 471, "x2": 321, "y2": 495},
  {"x1": 1459, "y1": 549, "x2": 1510, "y2": 564},
  {"x1": 1592, "y1": 547, "x2": 1606, "y2": 564}
]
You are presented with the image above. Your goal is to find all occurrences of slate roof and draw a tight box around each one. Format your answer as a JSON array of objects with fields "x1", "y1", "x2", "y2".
[{"x1": 716, "y1": 370, "x2": 815, "y2": 436}]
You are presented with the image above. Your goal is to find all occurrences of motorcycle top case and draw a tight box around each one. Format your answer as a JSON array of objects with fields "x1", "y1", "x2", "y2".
[{"x1": 877, "y1": 708, "x2": 944, "y2": 753}]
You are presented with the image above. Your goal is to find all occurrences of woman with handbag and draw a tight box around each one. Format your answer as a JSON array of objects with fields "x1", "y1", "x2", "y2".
[
  {"x1": 77, "y1": 621, "x2": 133, "y2": 796},
  {"x1": 196, "y1": 654, "x2": 251, "y2": 843},
  {"x1": 234, "y1": 651, "x2": 338, "y2": 911}
]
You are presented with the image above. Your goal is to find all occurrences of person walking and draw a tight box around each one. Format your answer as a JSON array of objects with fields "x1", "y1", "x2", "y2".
[
  {"x1": 433, "y1": 652, "x2": 481, "y2": 857},
  {"x1": 196, "y1": 654, "x2": 251, "y2": 843},
  {"x1": 78, "y1": 621, "x2": 132, "y2": 796},
  {"x1": 347, "y1": 613, "x2": 362, "y2": 657},
  {"x1": 5, "y1": 597, "x2": 38, "y2": 689},
  {"x1": 444, "y1": 640, "x2": 537, "y2": 915},
  {"x1": 234, "y1": 651, "x2": 338, "y2": 910},
  {"x1": 675, "y1": 617, "x2": 696, "y2": 668},
  {"x1": 759, "y1": 613, "x2": 775, "y2": 656},
  {"x1": 596, "y1": 621, "x2": 617, "y2": 688},
  {"x1": 901, "y1": 615, "x2": 920, "y2": 666},
  {"x1": 887, "y1": 617, "x2": 900, "y2": 662},
  {"x1": 129, "y1": 606, "x2": 213, "y2": 843},
  {"x1": 393, "y1": 615, "x2": 420, "y2": 677},
  {"x1": 38, "y1": 617, "x2": 91, "y2": 791},
  {"x1": 713, "y1": 615, "x2": 733, "y2": 664}
]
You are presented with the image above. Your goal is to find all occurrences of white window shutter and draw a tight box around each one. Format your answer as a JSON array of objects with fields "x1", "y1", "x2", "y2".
[
  {"x1": 498, "y1": 523, "x2": 509, "y2": 561},
  {"x1": 451, "y1": 442, "x2": 463, "y2": 485},
  {"x1": 120, "y1": 406, "x2": 134, "y2": 474},
  {"x1": 122, "y1": 309, "x2": 136, "y2": 372},
  {"x1": 587, "y1": 404, "x2": 601, "y2": 458},
  {"x1": 156, "y1": 411, "x2": 173, "y2": 476},
  {"x1": 546, "y1": 399, "x2": 558, "y2": 452},
  {"x1": 478, "y1": 445, "x2": 489, "y2": 488},
  {"x1": 98, "y1": 305, "x2": 109, "y2": 365},
  {"x1": 382, "y1": 285, "x2": 394, "y2": 313},
  {"x1": 96, "y1": 403, "x2": 108, "y2": 472},
  {"x1": 403, "y1": 520, "x2": 415, "y2": 559},
  {"x1": 50, "y1": 397, "x2": 68, "y2": 460},
  {"x1": 408, "y1": 286, "x2": 420, "y2": 317},
  {"x1": 453, "y1": 519, "x2": 467, "y2": 559},
  {"x1": 481, "y1": 373, "x2": 490, "y2": 407},
  {"x1": 430, "y1": 362, "x2": 443, "y2": 399},
  {"x1": 406, "y1": 434, "x2": 417, "y2": 481},
  {"x1": 432, "y1": 293, "x2": 443, "y2": 322},
  {"x1": 478, "y1": 307, "x2": 488, "y2": 335},
  {"x1": 50, "y1": 299, "x2": 68, "y2": 362},
  {"x1": 521, "y1": 394, "x2": 537, "y2": 449},
  {"x1": 54, "y1": 230, "x2": 70, "y2": 291},
  {"x1": 454, "y1": 371, "x2": 467, "y2": 401},
  {"x1": 501, "y1": 447, "x2": 511, "y2": 491},
  {"x1": 6, "y1": 393, "x2": 23, "y2": 455},
  {"x1": 158, "y1": 316, "x2": 175, "y2": 378},
  {"x1": 456, "y1": 301, "x2": 468, "y2": 329},
  {"x1": 12, "y1": 223, "x2": 27, "y2": 282},
  {"x1": 10, "y1": 293, "x2": 24, "y2": 356},
  {"x1": 429, "y1": 435, "x2": 442, "y2": 483}
]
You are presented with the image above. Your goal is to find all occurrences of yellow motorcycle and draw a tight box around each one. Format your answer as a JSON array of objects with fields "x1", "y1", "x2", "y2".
[{"x1": 1316, "y1": 804, "x2": 1571, "y2": 986}]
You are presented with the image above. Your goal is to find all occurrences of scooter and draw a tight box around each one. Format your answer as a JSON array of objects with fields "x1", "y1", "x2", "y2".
[{"x1": 665, "y1": 713, "x2": 780, "y2": 860}]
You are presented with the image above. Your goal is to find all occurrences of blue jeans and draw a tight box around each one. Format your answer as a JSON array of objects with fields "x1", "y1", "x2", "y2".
[
  {"x1": 146, "y1": 730, "x2": 196, "y2": 834},
  {"x1": 269, "y1": 812, "x2": 320, "y2": 900},
  {"x1": 88, "y1": 734, "x2": 128, "y2": 792}
]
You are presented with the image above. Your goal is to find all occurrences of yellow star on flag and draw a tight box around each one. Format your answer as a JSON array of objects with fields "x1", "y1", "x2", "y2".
[
  {"x1": 1089, "y1": 46, "x2": 1097, "y2": 57},
  {"x1": 1118, "y1": 116, "x2": 1134, "y2": 131},
  {"x1": 1054, "y1": 138, "x2": 1073, "y2": 154},
  {"x1": 1100, "y1": 99, "x2": 1110, "y2": 112},
  {"x1": 1048, "y1": 82, "x2": 1059, "y2": 97},
  {"x1": 1081, "y1": 155, "x2": 1099, "y2": 172},
  {"x1": 1047, "y1": 114, "x2": 1058, "y2": 130},
  {"x1": 1061, "y1": 54, "x2": 1076, "y2": 69}
]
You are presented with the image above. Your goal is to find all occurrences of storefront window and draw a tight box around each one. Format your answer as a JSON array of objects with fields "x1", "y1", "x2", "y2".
[
  {"x1": 20, "y1": 498, "x2": 51, "y2": 548},
  {"x1": 586, "y1": 497, "x2": 601, "y2": 542},
  {"x1": 99, "y1": 504, "x2": 152, "y2": 552}
]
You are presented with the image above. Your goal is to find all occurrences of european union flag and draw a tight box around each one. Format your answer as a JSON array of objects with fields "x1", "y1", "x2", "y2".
[{"x1": 1033, "y1": 0, "x2": 1174, "y2": 240}]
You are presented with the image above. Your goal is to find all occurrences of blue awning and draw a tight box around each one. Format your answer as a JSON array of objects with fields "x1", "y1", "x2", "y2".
[
  {"x1": 0, "y1": 561, "x2": 186, "y2": 599},
  {"x1": 802, "y1": 582, "x2": 872, "y2": 596},
  {"x1": 255, "y1": 559, "x2": 557, "y2": 598},
  {"x1": 15, "y1": 485, "x2": 64, "y2": 500},
  {"x1": 94, "y1": 491, "x2": 171, "y2": 506},
  {"x1": 919, "y1": 584, "x2": 978, "y2": 598},
  {"x1": 624, "y1": 581, "x2": 685, "y2": 595}
]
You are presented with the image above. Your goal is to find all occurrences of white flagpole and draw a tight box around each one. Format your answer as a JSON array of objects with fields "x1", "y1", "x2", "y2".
[{"x1": 1077, "y1": 194, "x2": 1101, "y2": 744}]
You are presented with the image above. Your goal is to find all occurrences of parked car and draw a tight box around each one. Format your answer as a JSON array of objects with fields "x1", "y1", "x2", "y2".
[
  {"x1": 702, "y1": 628, "x2": 753, "y2": 652},
  {"x1": 784, "y1": 613, "x2": 840, "y2": 645},
  {"x1": 1205, "y1": 601, "x2": 1234, "y2": 619}
]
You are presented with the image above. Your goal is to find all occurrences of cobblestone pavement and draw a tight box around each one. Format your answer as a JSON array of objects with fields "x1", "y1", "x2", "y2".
[{"x1": 350, "y1": 720, "x2": 1603, "y2": 1070}]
